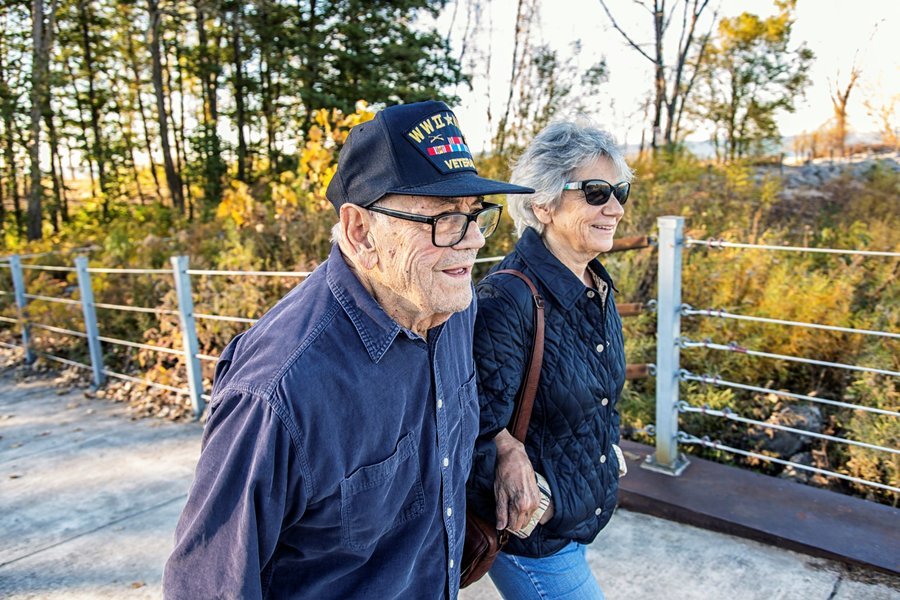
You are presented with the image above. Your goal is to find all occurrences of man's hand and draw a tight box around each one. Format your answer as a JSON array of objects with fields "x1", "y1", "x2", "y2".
[{"x1": 493, "y1": 429, "x2": 541, "y2": 531}]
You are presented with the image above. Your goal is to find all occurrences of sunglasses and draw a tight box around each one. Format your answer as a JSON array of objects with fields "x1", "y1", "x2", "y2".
[{"x1": 562, "y1": 179, "x2": 631, "y2": 206}]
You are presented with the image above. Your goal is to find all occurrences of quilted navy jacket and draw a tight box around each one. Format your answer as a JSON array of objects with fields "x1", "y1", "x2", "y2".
[{"x1": 467, "y1": 226, "x2": 625, "y2": 557}]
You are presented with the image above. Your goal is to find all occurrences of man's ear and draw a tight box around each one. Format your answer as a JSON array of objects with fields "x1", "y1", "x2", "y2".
[{"x1": 339, "y1": 204, "x2": 378, "y2": 269}]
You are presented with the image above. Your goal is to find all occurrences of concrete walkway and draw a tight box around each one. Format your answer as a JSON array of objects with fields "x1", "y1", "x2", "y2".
[{"x1": 1, "y1": 371, "x2": 897, "y2": 599}]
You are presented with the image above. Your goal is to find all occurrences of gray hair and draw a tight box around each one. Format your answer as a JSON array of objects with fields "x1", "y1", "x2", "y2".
[
  {"x1": 507, "y1": 121, "x2": 633, "y2": 237},
  {"x1": 330, "y1": 221, "x2": 343, "y2": 244}
]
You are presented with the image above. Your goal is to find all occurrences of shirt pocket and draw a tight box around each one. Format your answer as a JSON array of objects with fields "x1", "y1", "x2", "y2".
[
  {"x1": 457, "y1": 373, "x2": 479, "y2": 467},
  {"x1": 340, "y1": 432, "x2": 425, "y2": 551}
]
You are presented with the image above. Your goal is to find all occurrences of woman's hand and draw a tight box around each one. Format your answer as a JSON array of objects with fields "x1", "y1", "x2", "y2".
[{"x1": 493, "y1": 429, "x2": 541, "y2": 531}]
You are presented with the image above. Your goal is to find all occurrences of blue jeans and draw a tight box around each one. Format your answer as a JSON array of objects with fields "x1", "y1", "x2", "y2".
[{"x1": 488, "y1": 541, "x2": 605, "y2": 600}]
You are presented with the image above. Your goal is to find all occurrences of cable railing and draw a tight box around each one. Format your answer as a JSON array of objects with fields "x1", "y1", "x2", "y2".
[
  {"x1": 0, "y1": 255, "x2": 205, "y2": 414},
  {"x1": 0, "y1": 254, "x2": 367, "y2": 417},
  {"x1": 187, "y1": 268, "x2": 312, "y2": 277},
  {"x1": 3, "y1": 222, "x2": 894, "y2": 498},
  {"x1": 193, "y1": 313, "x2": 258, "y2": 324},
  {"x1": 679, "y1": 338, "x2": 900, "y2": 378},
  {"x1": 685, "y1": 237, "x2": 900, "y2": 258},
  {"x1": 94, "y1": 302, "x2": 179, "y2": 316},
  {"x1": 30, "y1": 322, "x2": 87, "y2": 338},
  {"x1": 677, "y1": 402, "x2": 898, "y2": 455},
  {"x1": 679, "y1": 371, "x2": 899, "y2": 418},
  {"x1": 677, "y1": 433, "x2": 900, "y2": 494},
  {"x1": 643, "y1": 217, "x2": 899, "y2": 497},
  {"x1": 19, "y1": 264, "x2": 77, "y2": 273},
  {"x1": 681, "y1": 306, "x2": 900, "y2": 340},
  {"x1": 0, "y1": 233, "x2": 659, "y2": 418},
  {"x1": 24, "y1": 293, "x2": 82, "y2": 307}
]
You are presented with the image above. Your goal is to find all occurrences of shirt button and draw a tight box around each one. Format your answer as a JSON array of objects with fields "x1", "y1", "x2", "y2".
[
  {"x1": 437, "y1": 398, "x2": 443, "y2": 409},
  {"x1": 601, "y1": 397, "x2": 609, "y2": 406},
  {"x1": 443, "y1": 457, "x2": 449, "y2": 468},
  {"x1": 450, "y1": 559, "x2": 455, "y2": 569},
  {"x1": 595, "y1": 507, "x2": 603, "y2": 516},
  {"x1": 586, "y1": 290, "x2": 595, "y2": 298},
  {"x1": 600, "y1": 454, "x2": 607, "y2": 463},
  {"x1": 596, "y1": 343, "x2": 604, "y2": 353},
  {"x1": 446, "y1": 507, "x2": 453, "y2": 517}
]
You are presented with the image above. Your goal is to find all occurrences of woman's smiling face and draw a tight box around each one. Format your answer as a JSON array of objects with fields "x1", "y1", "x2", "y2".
[{"x1": 545, "y1": 156, "x2": 626, "y2": 257}]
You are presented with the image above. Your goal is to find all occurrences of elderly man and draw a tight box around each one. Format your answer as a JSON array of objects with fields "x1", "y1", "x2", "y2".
[{"x1": 163, "y1": 101, "x2": 532, "y2": 599}]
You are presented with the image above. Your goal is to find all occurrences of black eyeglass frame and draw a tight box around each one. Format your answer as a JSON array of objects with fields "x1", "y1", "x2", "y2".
[
  {"x1": 562, "y1": 179, "x2": 631, "y2": 206},
  {"x1": 366, "y1": 201, "x2": 504, "y2": 248}
]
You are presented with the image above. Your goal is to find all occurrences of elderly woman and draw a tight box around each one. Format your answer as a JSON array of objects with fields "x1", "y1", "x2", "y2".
[{"x1": 467, "y1": 121, "x2": 631, "y2": 599}]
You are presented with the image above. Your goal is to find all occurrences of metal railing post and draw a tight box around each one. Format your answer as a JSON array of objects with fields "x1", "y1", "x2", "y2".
[
  {"x1": 643, "y1": 216, "x2": 690, "y2": 475},
  {"x1": 8, "y1": 255, "x2": 35, "y2": 364},
  {"x1": 75, "y1": 256, "x2": 105, "y2": 387},
  {"x1": 171, "y1": 256, "x2": 204, "y2": 418}
]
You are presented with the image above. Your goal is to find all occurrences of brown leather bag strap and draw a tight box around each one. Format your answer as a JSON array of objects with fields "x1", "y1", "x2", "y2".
[{"x1": 483, "y1": 269, "x2": 545, "y2": 444}]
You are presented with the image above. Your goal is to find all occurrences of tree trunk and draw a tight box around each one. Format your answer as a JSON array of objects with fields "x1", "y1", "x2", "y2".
[
  {"x1": 44, "y1": 110, "x2": 62, "y2": 231},
  {"x1": 726, "y1": 71, "x2": 738, "y2": 161},
  {"x1": 148, "y1": 0, "x2": 183, "y2": 211},
  {"x1": 28, "y1": 0, "x2": 47, "y2": 240},
  {"x1": 41, "y1": 4, "x2": 61, "y2": 231},
  {"x1": 173, "y1": 39, "x2": 193, "y2": 217},
  {"x1": 0, "y1": 155, "x2": 4, "y2": 231},
  {"x1": 651, "y1": 0, "x2": 665, "y2": 151},
  {"x1": 50, "y1": 116, "x2": 68, "y2": 222},
  {"x1": 162, "y1": 36, "x2": 187, "y2": 212},
  {"x1": 77, "y1": 0, "x2": 109, "y2": 218},
  {"x1": 196, "y1": 2, "x2": 224, "y2": 208},
  {"x1": 0, "y1": 27, "x2": 11, "y2": 232},
  {"x1": 126, "y1": 31, "x2": 162, "y2": 201},
  {"x1": 831, "y1": 67, "x2": 860, "y2": 159},
  {"x1": 664, "y1": 0, "x2": 709, "y2": 145},
  {"x1": 3, "y1": 107, "x2": 23, "y2": 235},
  {"x1": 112, "y1": 79, "x2": 146, "y2": 205},
  {"x1": 494, "y1": 0, "x2": 528, "y2": 156},
  {"x1": 262, "y1": 56, "x2": 276, "y2": 172},
  {"x1": 230, "y1": 6, "x2": 248, "y2": 182},
  {"x1": 57, "y1": 18, "x2": 97, "y2": 198},
  {"x1": 297, "y1": 0, "x2": 319, "y2": 134}
]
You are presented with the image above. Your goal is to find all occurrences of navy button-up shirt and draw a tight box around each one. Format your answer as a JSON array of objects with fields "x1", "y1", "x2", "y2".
[{"x1": 164, "y1": 244, "x2": 479, "y2": 599}]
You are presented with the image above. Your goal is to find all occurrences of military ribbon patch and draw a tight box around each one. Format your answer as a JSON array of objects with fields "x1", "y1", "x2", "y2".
[{"x1": 405, "y1": 112, "x2": 476, "y2": 175}]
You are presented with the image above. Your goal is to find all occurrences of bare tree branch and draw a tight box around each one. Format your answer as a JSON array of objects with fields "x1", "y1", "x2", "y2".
[
  {"x1": 598, "y1": 0, "x2": 655, "y2": 63},
  {"x1": 673, "y1": 12, "x2": 716, "y2": 139},
  {"x1": 630, "y1": 0, "x2": 654, "y2": 15},
  {"x1": 663, "y1": 0, "x2": 678, "y2": 34}
]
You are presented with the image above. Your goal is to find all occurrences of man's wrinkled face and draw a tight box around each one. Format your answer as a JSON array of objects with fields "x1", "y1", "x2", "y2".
[{"x1": 367, "y1": 194, "x2": 486, "y2": 323}]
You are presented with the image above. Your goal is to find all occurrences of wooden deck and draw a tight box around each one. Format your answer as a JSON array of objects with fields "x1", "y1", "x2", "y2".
[{"x1": 618, "y1": 440, "x2": 900, "y2": 575}]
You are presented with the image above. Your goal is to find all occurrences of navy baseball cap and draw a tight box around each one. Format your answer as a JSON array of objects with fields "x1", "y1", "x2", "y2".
[{"x1": 325, "y1": 101, "x2": 534, "y2": 211}]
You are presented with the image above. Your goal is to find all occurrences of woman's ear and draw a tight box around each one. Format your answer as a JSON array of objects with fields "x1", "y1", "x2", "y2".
[{"x1": 532, "y1": 201, "x2": 554, "y2": 226}]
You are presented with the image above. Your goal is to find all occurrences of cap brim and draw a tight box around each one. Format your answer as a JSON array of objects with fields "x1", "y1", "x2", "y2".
[{"x1": 386, "y1": 174, "x2": 534, "y2": 202}]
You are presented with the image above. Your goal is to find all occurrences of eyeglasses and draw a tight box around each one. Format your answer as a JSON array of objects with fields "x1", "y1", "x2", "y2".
[
  {"x1": 562, "y1": 179, "x2": 631, "y2": 206},
  {"x1": 367, "y1": 201, "x2": 503, "y2": 247}
]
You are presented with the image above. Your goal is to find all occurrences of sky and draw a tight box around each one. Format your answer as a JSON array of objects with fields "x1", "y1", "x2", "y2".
[{"x1": 434, "y1": 0, "x2": 899, "y2": 153}]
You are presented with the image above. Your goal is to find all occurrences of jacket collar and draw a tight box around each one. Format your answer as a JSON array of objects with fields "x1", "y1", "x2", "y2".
[
  {"x1": 515, "y1": 227, "x2": 617, "y2": 310},
  {"x1": 325, "y1": 244, "x2": 403, "y2": 363}
]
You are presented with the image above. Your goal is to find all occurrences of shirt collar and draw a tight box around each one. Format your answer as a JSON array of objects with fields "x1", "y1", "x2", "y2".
[
  {"x1": 325, "y1": 244, "x2": 403, "y2": 363},
  {"x1": 515, "y1": 227, "x2": 618, "y2": 310}
]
